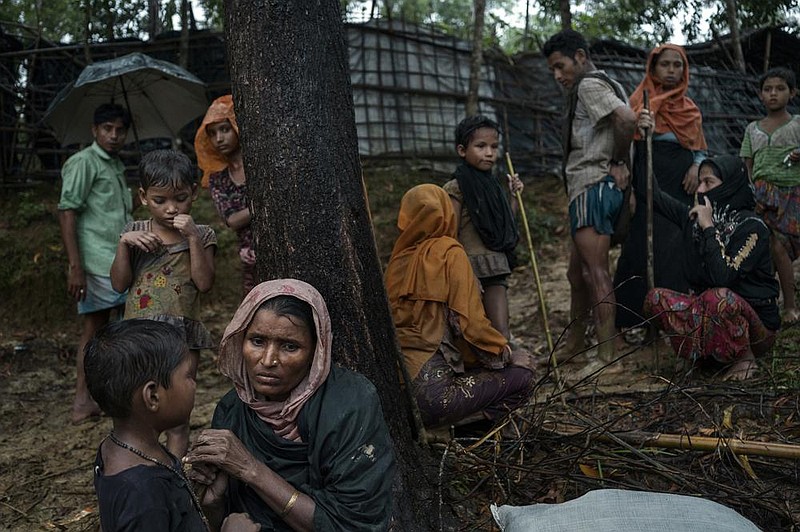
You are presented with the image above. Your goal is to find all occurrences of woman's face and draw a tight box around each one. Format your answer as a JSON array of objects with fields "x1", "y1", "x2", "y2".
[
  {"x1": 653, "y1": 49, "x2": 684, "y2": 90},
  {"x1": 697, "y1": 164, "x2": 722, "y2": 193},
  {"x1": 205, "y1": 119, "x2": 240, "y2": 158},
  {"x1": 243, "y1": 308, "x2": 316, "y2": 402}
]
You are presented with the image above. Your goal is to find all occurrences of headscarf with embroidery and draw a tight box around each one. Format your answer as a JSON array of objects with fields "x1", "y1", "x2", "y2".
[
  {"x1": 629, "y1": 44, "x2": 707, "y2": 151},
  {"x1": 217, "y1": 279, "x2": 332, "y2": 442},
  {"x1": 194, "y1": 94, "x2": 239, "y2": 188}
]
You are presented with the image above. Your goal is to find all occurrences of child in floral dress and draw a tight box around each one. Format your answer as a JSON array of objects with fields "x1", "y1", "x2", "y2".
[{"x1": 111, "y1": 150, "x2": 216, "y2": 458}]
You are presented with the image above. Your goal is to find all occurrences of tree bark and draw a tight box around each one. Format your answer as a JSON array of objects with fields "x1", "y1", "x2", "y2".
[
  {"x1": 560, "y1": 0, "x2": 572, "y2": 30},
  {"x1": 223, "y1": 1, "x2": 436, "y2": 529},
  {"x1": 466, "y1": 0, "x2": 486, "y2": 116},
  {"x1": 724, "y1": 0, "x2": 746, "y2": 73},
  {"x1": 179, "y1": 0, "x2": 190, "y2": 68},
  {"x1": 148, "y1": 0, "x2": 160, "y2": 40}
]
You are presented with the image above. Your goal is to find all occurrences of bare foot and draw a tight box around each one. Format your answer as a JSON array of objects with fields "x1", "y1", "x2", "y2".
[
  {"x1": 782, "y1": 307, "x2": 800, "y2": 325},
  {"x1": 71, "y1": 399, "x2": 102, "y2": 424},
  {"x1": 722, "y1": 353, "x2": 757, "y2": 381}
]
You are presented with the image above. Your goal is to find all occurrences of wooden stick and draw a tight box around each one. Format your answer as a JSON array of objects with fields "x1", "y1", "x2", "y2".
[
  {"x1": 505, "y1": 152, "x2": 560, "y2": 386},
  {"x1": 643, "y1": 89, "x2": 654, "y2": 292},
  {"x1": 551, "y1": 424, "x2": 800, "y2": 459}
]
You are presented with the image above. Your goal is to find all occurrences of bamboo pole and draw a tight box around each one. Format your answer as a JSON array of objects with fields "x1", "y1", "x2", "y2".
[
  {"x1": 643, "y1": 89, "x2": 654, "y2": 292},
  {"x1": 505, "y1": 152, "x2": 560, "y2": 385},
  {"x1": 604, "y1": 431, "x2": 800, "y2": 460}
]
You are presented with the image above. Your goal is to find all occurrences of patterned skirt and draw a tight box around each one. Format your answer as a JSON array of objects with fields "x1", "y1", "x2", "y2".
[
  {"x1": 643, "y1": 287, "x2": 775, "y2": 363},
  {"x1": 754, "y1": 180, "x2": 800, "y2": 260},
  {"x1": 411, "y1": 352, "x2": 533, "y2": 428}
]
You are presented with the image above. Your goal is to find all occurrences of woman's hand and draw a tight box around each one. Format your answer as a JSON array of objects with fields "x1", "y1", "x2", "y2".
[
  {"x1": 507, "y1": 173, "x2": 523, "y2": 195},
  {"x1": 637, "y1": 109, "x2": 654, "y2": 135},
  {"x1": 682, "y1": 163, "x2": 700, "y2": 194},
  {"x1": 508, "y1": 346, "x2": 537, "y2": 372},
  {"x1": 185, "y1": 429, "x2": 257, "y2": 482},
  {"x1": 689, "y1": 195, "x2": 714, "y2": 229}
]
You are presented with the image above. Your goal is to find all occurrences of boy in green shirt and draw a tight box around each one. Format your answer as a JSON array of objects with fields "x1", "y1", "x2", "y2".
[
  {"x1": 58, "y1": 103, "x2": 134, "y2": 423},
  {"x1": 740, "y1": 67, "x2": 800, "y2": 322}
]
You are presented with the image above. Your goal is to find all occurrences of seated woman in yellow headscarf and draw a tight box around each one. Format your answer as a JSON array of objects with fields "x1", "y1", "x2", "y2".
[{"x1": 385, "y1": 184, "x2": 535, "y2": 427}]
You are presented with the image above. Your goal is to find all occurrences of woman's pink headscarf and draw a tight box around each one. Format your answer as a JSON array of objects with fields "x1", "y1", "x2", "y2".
[{"x1": 217, "y1": 279, "x2": 332, "y2": 442}]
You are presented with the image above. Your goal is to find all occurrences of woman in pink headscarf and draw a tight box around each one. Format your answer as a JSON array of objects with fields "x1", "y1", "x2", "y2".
[
  {"x1": 194, "y1": 95, "x2": 255, "y2": 295},
  {"x1": 185, "y1": 279, "x2": 394, "y2": 531}
]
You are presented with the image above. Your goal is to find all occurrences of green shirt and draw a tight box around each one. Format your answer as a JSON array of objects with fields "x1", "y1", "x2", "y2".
[
  {"x1": 58, "y1": 142, "x2": 133, "y2": 275},
  {"x1": 740, "y1": 116, "x2": 800, "y2": 187}
]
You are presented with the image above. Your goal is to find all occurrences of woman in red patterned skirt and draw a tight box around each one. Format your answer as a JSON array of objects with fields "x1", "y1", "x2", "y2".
[{"x1": 640, "y1": 154, "x2": 780, "y2": 380}]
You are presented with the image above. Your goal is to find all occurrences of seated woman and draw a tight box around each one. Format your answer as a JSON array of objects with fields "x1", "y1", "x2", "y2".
[
  {"x1": 185, "y1": 279, "x2": 395, "y2": 531},
  {"x1": 641, "y1": 156, "x2": 780, "y2": 380},
  {"x1": 385, "y1": 184, "x2": 535, "y2": 427},
  {"x1": 615, "y1": 43, "x2": 708, "y2": 329}
]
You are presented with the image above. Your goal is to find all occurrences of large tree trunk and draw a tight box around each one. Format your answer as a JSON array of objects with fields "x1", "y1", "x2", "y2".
[
  {"x1": 179, "y1": 0, "x2": 190, "y2": 68},
  {"x1": 466, "y1": 0, "x2": 486, "y2": 116},
  {"x1": 724, "y1": 0, "x2": 746, "y2": 73},
  {"x1": 560, "y1": 0, "x2": 572, "y2": 30},
  {"x1": 223, "y1": 1, "x2": 436, "y2": 529}
]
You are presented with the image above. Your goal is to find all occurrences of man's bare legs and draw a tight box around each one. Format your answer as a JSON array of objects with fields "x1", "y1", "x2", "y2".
[
  {"x1": 572, "y1": 227, "x2": 617, "y2": 361},
  {"x1": 562, "y1": 244, "x2": 590, "y2": 357},
  {"x1": 72, "y1": 308, "x2": 112, "y2": 423},
  {"x1": 771, "y1": 235, "x2": 797, "y2": 322},
  {"x1": 483, "y1": 285, "x2": 510, "y2": 340}
]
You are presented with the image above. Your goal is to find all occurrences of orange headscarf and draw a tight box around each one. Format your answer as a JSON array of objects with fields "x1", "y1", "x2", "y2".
[
  {"x1": 193, "y1": 94, "x2": 239, "y2": 187},
  {"x1": 629, "y1": 44, "x2": 707, "y2": 151},
  {"x1": 385, "y1": 184, "x2": 507, "y2": 379}
]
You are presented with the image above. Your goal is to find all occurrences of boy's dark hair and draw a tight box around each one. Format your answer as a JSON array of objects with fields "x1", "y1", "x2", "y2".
[
  {"x1": 139, "y1": 149, "x2": 197, "y2": 190},
  {"x1": 93, "y1": 103, "x2": 132, "y2": 128},
  {"x1": 455, "y1": 115, "x2": 500, "y2": 148},
  {"x1": 84, "y1": 319, "x2": 188, "y2": 419},
  {"x1": 542, "y1": 29, "x2": 590, "y2": 61},
  {"x1": 759, "y1": 67, "x2": 796, "y2": 91},
  {"x1": 258, "y1": 295, "x2": 318, "y2": 346}
]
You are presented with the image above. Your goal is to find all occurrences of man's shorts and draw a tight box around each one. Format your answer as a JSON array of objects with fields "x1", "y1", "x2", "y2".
[
  {"x1": 569, "y1": 175, "x2": 623, "y2": 237},
  {"x1": 77, "y1": 274, "x2": 127, "y2": 315}
]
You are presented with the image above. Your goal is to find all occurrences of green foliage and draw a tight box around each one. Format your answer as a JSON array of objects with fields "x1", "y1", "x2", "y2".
[{"x1": 9, "y1": 191, "x2": 49, "y2": 229}]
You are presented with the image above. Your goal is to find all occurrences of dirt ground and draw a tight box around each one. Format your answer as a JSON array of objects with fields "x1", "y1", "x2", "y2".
[{"x1": 0, "y1": 174, "x2": 797, "y2": 530}]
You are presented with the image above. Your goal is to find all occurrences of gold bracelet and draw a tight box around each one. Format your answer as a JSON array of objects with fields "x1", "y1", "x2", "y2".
[{"x1": 280, "y1": 489, "x2": 300, "y2": 518}]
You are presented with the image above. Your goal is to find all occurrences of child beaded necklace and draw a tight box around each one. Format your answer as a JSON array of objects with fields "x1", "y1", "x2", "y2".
[{"x1": 107, "y1": 432, "x2": 210, "y2": 531}]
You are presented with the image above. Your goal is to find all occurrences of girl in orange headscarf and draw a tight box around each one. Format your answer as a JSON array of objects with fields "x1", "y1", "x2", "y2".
[
  {"x1": 194, "y1": 95, "x2": 255, "y2": 295},
  {"x1": 385, "y1": 184, "x2": 535, "y2": 427},
  {"x1": 615, "y1": 44, "x2": 709, "y2": 329}
]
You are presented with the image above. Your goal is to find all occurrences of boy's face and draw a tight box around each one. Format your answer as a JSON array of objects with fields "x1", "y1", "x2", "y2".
[
  {"x1": 760, "y1": 76, "x2": 796, "y2": 112},
  {"x1": 159, "y1": 352, "x2": 197, "y2": 430},
  {"x1": 546, "y1": 49, "x2": 588, "y2": 89},
  {"x1": 205, "y1": 119, "x2": 240, "y2": 158},
  {"x1": 92, "y1": 117, "x2": 128, "y2": 155},
  {"x1": 139, "y1": 183, "x2": 197, "y2": 229},
  {"x1": 457, "y1": 127, "x2": 499, "y2": 171}
]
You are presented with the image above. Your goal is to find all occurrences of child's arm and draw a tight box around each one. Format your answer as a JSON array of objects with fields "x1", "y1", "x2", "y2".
[
  {"x1": 743, "y1": 157, "x2": 754, "y2": 181},
  {"x1": 225, "y1": 208, "x2": 251, "y2": 231},
  {"x1": 173, "y1": 215, "x2": 216, "y2": 293},
  {"x1": 111, "y1": 231, "x2": 162, "y2": 292}
]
